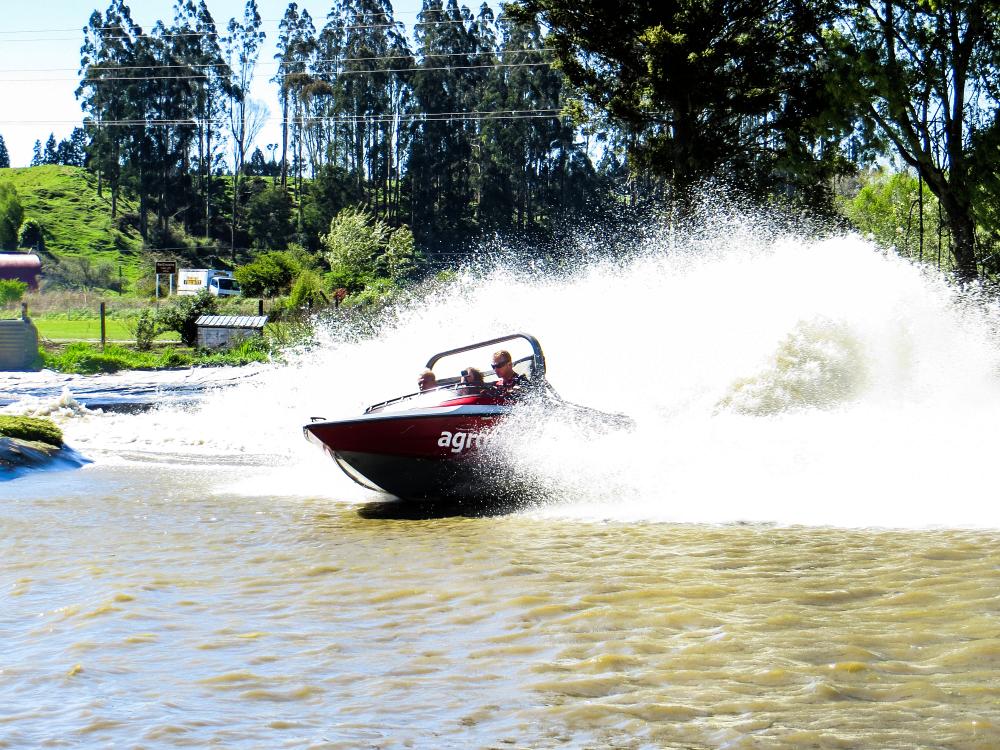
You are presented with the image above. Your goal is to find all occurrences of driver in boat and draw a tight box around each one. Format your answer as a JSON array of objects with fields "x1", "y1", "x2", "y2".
[{"x1": 491, "y1": 350, "x2": 529, "y2": 394}]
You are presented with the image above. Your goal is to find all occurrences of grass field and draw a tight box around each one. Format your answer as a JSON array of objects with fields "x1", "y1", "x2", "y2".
[
  {"x1": 0, "y1": 165, "x2": 144, "y2": 277},
  {"x1": 33, "y1": 317, "x2": 179, "y2": 342}
]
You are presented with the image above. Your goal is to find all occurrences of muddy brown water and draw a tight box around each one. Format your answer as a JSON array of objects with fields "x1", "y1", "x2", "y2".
[{"x1": 3, "y1": 463, "x2": 999, "y2": 749}]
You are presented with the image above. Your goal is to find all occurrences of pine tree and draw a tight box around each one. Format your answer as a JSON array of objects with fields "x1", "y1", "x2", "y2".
[
  {"x1": 0, "y1": 134, "x2": 10, "y2": 169},
  {"x1": 44, "y1": 133, "x2": 59, "y2": 165},
  {"x1": 30, "y1": 140, "x2": 43, "y2": 167}
]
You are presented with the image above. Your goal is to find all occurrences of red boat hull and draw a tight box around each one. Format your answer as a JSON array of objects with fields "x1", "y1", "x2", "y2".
[{"x1": 303, "y1": 403, "x2": 511, "y2": 500}]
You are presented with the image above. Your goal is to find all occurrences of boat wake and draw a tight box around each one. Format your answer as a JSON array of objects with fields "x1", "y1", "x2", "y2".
[{"x1": 11, "y1": 208, "x2": 1000, "y2": 528}]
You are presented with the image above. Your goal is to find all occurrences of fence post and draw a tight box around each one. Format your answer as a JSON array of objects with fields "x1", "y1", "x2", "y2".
[
  {"x1": 258, "y1": 299, "x2": 264, "y2": 316},
  {"x1": 21, "y1": 302, "x2": 27, "y2": 321},
  {"x1": 100, "y1": 302, "x2": 106, "y2": 350}
]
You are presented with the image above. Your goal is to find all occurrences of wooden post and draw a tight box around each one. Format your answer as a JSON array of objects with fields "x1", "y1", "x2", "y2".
[
  {"x1": 100, "y1": 302, "x2": 106, "y2": 350},
  {"x1": 258, "y1": 299, "x2": 264, "y2": 316},
  {"x1": 21, "y1": 302, "x2": 27, "y2": 321}
]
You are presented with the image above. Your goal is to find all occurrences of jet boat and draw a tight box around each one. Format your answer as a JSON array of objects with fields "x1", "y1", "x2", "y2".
[{"x1": 303, "y1": 333, "x2": 632, "y2": 502}]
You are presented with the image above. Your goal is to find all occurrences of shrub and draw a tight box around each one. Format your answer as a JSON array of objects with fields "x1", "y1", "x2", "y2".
[
  {"x1": 322, "y1": 207, "x2": 423, "y2": 291},
  {"x1": 157, "y1": 289, "x2": 218, "y2": 347},
  {"x1": 17, "y1": 218, "x2": 44, "y2": 251},
  {"x1": 44, "y1": 256, "x2": 125, "y2": 293},
  {"x1": 0, "y1": 279, "x2": 27, "y2": 306},
  {"x1": 130, "y1": 308, "x2": 157, "y2": 351},
  {"x1": 234, "y1": 251, "x2": 301, "y2": 297},
  {"x1": 0, "y1": 182, "x2": 23, "y2": 250},
  {"x1": 287, "y1": 269, "x2": 328, "y2": 312}
]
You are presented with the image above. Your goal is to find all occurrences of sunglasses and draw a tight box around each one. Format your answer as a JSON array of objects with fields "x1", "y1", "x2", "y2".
[
  {"x1": 461, "y1": 369, "x2": 475, "y2": 377},
  {"x1": 491, "y1": 360, "x2": 510, "y2": 369}
]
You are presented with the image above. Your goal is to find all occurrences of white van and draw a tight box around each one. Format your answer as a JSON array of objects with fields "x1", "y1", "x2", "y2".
[{"x1": 177, "y1": 269, "x2": 241, "y2": 297}]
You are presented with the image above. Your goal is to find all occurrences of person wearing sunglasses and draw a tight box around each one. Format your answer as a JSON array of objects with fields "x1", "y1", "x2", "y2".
[{"x1": 491, "y1": 350, "x2": 529, "y2": 393}]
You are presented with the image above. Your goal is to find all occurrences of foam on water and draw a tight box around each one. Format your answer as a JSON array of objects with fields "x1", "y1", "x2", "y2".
[{"x1": 45, "y1": 210, "x2": 1000, "y2": 528}]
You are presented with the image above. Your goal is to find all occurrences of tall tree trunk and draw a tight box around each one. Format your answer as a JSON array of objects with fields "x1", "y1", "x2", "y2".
[{"x1": 280, "y1": 92, "x2": 289, "y2": 188}]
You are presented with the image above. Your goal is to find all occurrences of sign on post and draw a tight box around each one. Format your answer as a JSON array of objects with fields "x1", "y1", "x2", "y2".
[{"x1": 154, "y1": 261, "x2": 177, "y2": 299}]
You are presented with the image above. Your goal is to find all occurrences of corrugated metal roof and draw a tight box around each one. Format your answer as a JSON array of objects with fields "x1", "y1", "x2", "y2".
[{"x1": 195, "y1": 315, "x2": 268, "y2": 329}]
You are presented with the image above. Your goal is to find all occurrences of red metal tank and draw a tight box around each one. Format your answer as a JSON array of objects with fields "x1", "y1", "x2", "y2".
[{"x1": 0, "y1": 253, "x2": 41, "y2": 290}]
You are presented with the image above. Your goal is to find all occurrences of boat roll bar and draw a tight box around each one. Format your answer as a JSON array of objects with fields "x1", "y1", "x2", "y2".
[{"x1": 425, "y1": 332, "x2": 547, "y2": 380}]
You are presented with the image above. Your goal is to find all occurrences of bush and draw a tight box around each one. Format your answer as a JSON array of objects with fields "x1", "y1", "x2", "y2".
[
  {"x1": 17, "y1": 218, "x2": 44, "y2": 251},
  {"x1": 130, "y1": 308, "x2": 157, "y2": 351},
  {"x1": 157, "y1": 289, "x2": 218, "y2": 347},
  {"x1": 44, "y1": 256, "x2": 125, "y2": 293},
  {"x1": 39, "y1": 342, "x2": 195, "y2": 374},
  {"x1": 287, "y1": 269, "x2": 328, "y2": 312},
  {"x1": 246, "y1": 186, "x2": 293, "y2": 250},
  {"x1": 322, "y1": 207, "x2": 424, "y2": 291},
  {"x1": 0, "y1": 279, "x2": 27, "y2": 306},
  {"x1": 0, "y1": 182, "x2": 23, "y2": 250},
  {"x1": 234, "y1": 251, "x2": 301, "y2": 297}
]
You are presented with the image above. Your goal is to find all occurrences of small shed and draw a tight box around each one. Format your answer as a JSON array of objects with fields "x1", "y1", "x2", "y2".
[
  {"x1": 0, "y1": 311, "x2": 39, "y2": 370},
  {"x1": 195, "y1": 315, "x2": 267, "y2": 350},
  {"x1": 0, "y1": 253, "x2": 42, "y2": 290}
]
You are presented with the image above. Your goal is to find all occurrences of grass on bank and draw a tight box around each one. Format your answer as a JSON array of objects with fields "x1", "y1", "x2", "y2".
[
  {"x1": 0, "y1": 416, "x2": 64, "y2": 447},
  {"x1": 39, "y1": 338, "x2": 272, "y2": 374}
]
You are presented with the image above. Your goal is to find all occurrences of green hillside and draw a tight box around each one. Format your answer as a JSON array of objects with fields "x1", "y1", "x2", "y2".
[{"x1": 0, "y1": 165, "x2": 143, "y2": 273}]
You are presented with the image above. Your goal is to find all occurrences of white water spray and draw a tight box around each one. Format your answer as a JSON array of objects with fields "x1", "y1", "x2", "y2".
[{"x1": 44, "y1": 210, "x2": 1000, "y2": 528}]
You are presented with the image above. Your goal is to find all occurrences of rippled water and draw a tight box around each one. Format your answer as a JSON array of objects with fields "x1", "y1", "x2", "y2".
[
  {"x1": 5, "y1": 214, "x2": 1000, "y2": 747},
  {"x1": 3, "y1": 464, "x2": 1000, "y2": 748}
]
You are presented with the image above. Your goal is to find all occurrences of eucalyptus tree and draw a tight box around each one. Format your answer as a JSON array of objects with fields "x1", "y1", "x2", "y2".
[
  {"x1": 172, "y1": 0, "x2": 232, "y2": 236},
  {"x1": 274, "y1": 4, "x2": 316, "y2": 188},
  {"x1": 77, "y1": 0, "x2": 142, "y2": 217},
  {"x1": 832, "y1": 0, "x2": 1000, "y2": 281},
  {"x1": 131, "y1": 18, "x2": 202, "y2": 239},
  {"x1": 339, "y1": 0, "x2": 411, "y2": 210},
  {"x1": 223, "y1": 0, "x2": 266, "y2": 258},
  {"x1": 466, "y1": 3, "x2": 499, "y2": 223},
  {"x1": 409, "y1": 0, "x2": 479, "y2": 233}
]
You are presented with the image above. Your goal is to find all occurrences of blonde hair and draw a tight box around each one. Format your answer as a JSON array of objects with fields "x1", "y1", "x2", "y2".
[{"x1": 417, "y1": 369, "x2": 437, "y2": 391}]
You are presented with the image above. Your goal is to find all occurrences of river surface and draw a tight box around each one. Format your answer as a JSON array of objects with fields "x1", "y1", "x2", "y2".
[{"x1": 4, "y1": 220, "x2": 1000, "y2": 747}]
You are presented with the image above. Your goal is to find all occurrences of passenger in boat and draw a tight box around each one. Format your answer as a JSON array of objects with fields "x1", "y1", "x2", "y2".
[
  {"x1": 417, "y1": 369, "x2": 437, "y2": 392},
  {"x1": 491, "y1": 350, "x2": 529, "y2": 394},
  {"x1": 458, "y1": 366, "x2": 484, "y2": 395}
]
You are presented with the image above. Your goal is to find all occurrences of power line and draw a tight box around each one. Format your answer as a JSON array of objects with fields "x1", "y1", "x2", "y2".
[
  {"x1": 1, "y1": 16, "x2": 494, "y2": 44},
  {"x1": 1, "y1": 49, "x2": 553, "y2": 75},
  {"x1": 0, "y1": 109, "x2": 566, "y2": 128},
  {"x1": 62, "y1": 61, "x2": 551, "y2": 84},
  {"x1": 0, "y1": 9, "x2": 490, "y2": 35}
]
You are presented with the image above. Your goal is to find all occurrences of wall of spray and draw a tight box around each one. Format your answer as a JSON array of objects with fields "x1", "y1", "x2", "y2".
[{"x1": 47, "y1": 208, "x2": 1000, "y2": 527}]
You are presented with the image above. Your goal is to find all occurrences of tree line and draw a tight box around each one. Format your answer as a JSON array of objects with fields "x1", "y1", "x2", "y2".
[
  {"x1": 4, "y1": 0, "x2": 997, "y2": 284},
  {"x1": 59, "y1": 0, "x2": 607, "y2": 262}
]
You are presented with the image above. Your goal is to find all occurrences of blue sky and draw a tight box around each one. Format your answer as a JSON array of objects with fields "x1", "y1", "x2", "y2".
[{"x1": 0, "y1": 0, "x2": 446, "y2": 166}]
